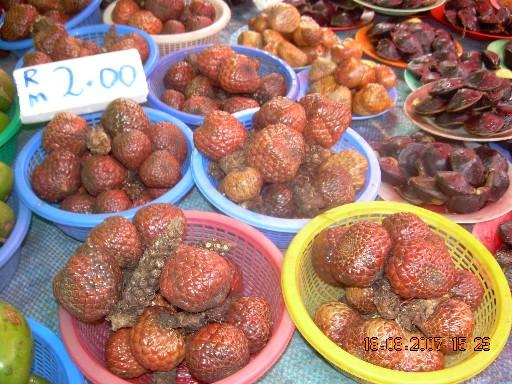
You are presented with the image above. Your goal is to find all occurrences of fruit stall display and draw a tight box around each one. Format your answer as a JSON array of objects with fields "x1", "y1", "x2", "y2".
[{"x1": 0, "y1": 69, "x2": 21, "y2": 164}]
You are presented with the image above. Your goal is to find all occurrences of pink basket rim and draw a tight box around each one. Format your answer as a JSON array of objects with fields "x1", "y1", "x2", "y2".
[{"x1": 58, "y1": 209, "x2": 295, "y2": 384}]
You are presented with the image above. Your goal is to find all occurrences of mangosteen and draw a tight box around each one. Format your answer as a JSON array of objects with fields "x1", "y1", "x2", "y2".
[
  {"x1": 449, "y1": 148, "x2": 486, "y2": 186},
  {"x1": 485, "y1": 168, "x2": 510, "y2": 202},
  {"x1": 446, "y1": 186, "x2": 491, "y2": 213},
  {"x1": 398, "y1": 143, "x2": 425, "y2": 178},
  {"x1": 417, "y1": 143, "x2": 453, "y2": 176},
  {"x1": 436, "y1": 171, "x2": 477, "y2": 196}
]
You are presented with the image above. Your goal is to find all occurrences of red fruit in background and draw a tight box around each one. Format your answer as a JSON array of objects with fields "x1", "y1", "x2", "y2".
[
  {"x1": 60, "y1": 0, "x2": 89, "y2": 14},
  {"x1": 101, "y1": 98, "x2": 150, "y2": 138},
  {"x1": 94, "y1": 189, "x2": 133, "y2": 213},
  {"x1": 112, "y1": 0, "x2": 140, "y2": 24},
  {"x1": 81, "y1": 155, "x2": 127, "y2": 196},
  {"x1": 185, "y1": 15, "x2": 213, "y2": 31},
  {"x1": 44, "y1": 9, "x2": 70, "y2": 24},
  {"x1": 226, "y1": 258, "x2": 243, "y2": 294},
  {"x1": 311, "y1": 225, "x2": 347, "y2": 286},
  {"x1": 128, "y1": 10, "x2": 163, "y2": 34},
  {"x1": 160, "y1": 89, "x2": 185, "y2": 110},
  {"x1": 112, "y1": 129, "x2": 152, "y2": 170},
  {"x1": 253, "y1": 73, "x2": 287, "y2": 104},
  {"x1": 144, "y1": 0, "x2": 184, "y2": 21},
  {"x1": 133, "y1": 203, "x2": 186, "y2": 247},
  {"x1": 331, "y1": 222, "x2": 391, "y2": 287},
  {"x1": 130, "y1": 306, "x2": 186, "y2": 371},
  {"x1": 53, "y1": 244, "x2": 122, "y2": 322},
  {"x1": 194, "y1": 110, "x2": 247, "y2": 161},
  {"x1": 221, "y1": 96, "x2": 259, "y2": 113},
  {"x1": 189, "y1": 0, "x2": 215, "y2": 19},
  {"x1": 132, "y1": 190, "x2": 152, "y2": 207},
  {"x1": 449, "y1": 269, "x2": 484, "y2": 310},
  {"x1": 182, "y1": 95, "x2": 219, "y2": 115},
  {"x1": 186, "y1": 323, "x2": 250, "y2": 383},
  {"x1": 386, "y1": 238, "x2": 456, "y2": 299},
  {"x1": 160, "y1": 244, "x2": 231, "y2": 312},
  {"x1": 27, "y1": 0, "x2": 59, "y2": 13},
  {"x1": 61, "y1": 192, "x2": 96, "y2": 214},
  {"x1": 226, "y1": 296, "x2": 272, "y2": 354},
  {"x1": 246, "y1": 123, "x2": 305, "y2": 183},
  {"x1": 139, "y1": 150, "x2": 181, "y2": 188},
  {"x1": 253, "y1": 96, "x2": 306, "y2": 133},
  {"x1": 0, "y1": 4, "x2": 39, "y2": 41},
  {"x1": 315, "y1": 166, "x2": 355, "y2": 209},
  {"x1": 196, "y1": 44, "x2": 235, "y2": 84},
  {"x1": 79, "y1": 40, "x2": 102, "y2": 57},
  {"x1": 147, "y1": 187, "x2": 169, "y2": 199},
  {"x1": 260, "y1": 183, "x2": 296, "y2": 218},
  {"x1": 106, "y1": 328, "x2": 148, "y2": 379},
  {"x1": 42, "y1": 112, "x2": 88, "y2": 155},
  {"x1": 399, "y1": 331, "x2": 445, "y2": 372},
  {"x1": 51, "y1": 35, "x2": 83, "y2": 61},
  {"x1": 360, "y1": 319, "x2": 404, "y2": 369},
  {"x1": 31, "y1": 150, "x2": 81, "y2": 203},
  {"x1": 145, "y1": 122, "x2": 188, "y2": 164},
  {"x1": 104, "y1": 31, "x2": 150, "y2": 63},
  {"x1": 382, "y1": 212, "x2": 433, "y2": 243},
  {"x1": 164, "y1": 60, "x2": 196, "y2": 92},
  {"x1": 345, "y1": 286, "x2": 378, "y2": 315},
  {"x1": 314, "y1": 301, "x2": 360, "y2": 347},
  {"x1": 162, "y1": 19, "x2": 186, "y2": 34},
  {"x1": 32, "y1": 17, "x2": 66, "y2": 57},
  {"x1": 86, "y1": 216, "x2": 142, "y2": 269},
  {"x1": 184, "y1": 75, "x2": 215, "y2": 99},
  {"x1": 218, "y1": 54, "x2": 261, "y2": 94},
  {"x1": 23, "y1": 51, "x2": 52, "y2": 66}
]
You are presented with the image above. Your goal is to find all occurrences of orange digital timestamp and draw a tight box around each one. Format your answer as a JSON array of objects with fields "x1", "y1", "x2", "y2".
[{"x1": 363, "y1": 336, "x2": 491, "y2": 352}]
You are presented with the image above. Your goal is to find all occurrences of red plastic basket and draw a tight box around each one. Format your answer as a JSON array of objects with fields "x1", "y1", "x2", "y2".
[
  {"x1": 473, "y1": 211, "x2": 512, "y2": 253},
  {"x1": 58, "y1": 210, "x2": 294, "y2": 384}
]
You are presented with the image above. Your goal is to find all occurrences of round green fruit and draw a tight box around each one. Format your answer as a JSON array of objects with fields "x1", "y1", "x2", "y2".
[
  {"x1": 0, "y1": 201, "x2": 15, "y2": 244},
  {"x1": 0, "y1": 161, "x2": 13, "y2": 201},
  {"x1": 28, "y1": 375, "x2": 50, "y2": 384}
]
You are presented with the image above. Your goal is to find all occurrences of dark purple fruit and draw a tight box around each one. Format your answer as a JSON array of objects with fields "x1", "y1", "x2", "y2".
[
  {"x1": 497, "y1": 102, "x2": 512, "y2": 115},
  {"x1": 465, "y1": 70, "x2": 503, "y2": 92},
  {"x1": 376, "y1": 39, "x2": 401, "y2": 61},
  {"x1": 435, "y1": 111, "x2": 472, "y2": 127},
  {"x1": 495, "y1": 245, "x2": 512, "y2": 267},
  {"x1": 504, "y1": 41, "x2": 512, "y2": 69},
  {"x1": 485, "y1": 168, "x2": 510, "y2": 202},
  {"x1": 436, "y1": 60, "x2": 459, "y2": 78},
  {"x1": 446, "y1": 186, "x2": 490, "y2": 213},
  {"x1": 445, "y1": 9, "x2": 458, "y2": 26},
  {"x1": 460, "y1": 51, "x2": 482, "y2": 65},
  {"x1": 429, "y1": 78, "x2": 465, "y2": 97},
  {"x1": 474, "y1": 146, "x2": 509, "y2": 172},
  {"x1": 414, "y1": 96, "x2": 448, "y2": 115},
  {"x1": 420, "y1": 72, "x2": 441, "y2": 84},
  {"x1": 445, "y1": 88, "x2": 484, "y2": 112},
  {"x1": 436, "y1": 171, "x2": 477, "y2": 196},
  {"x1": 417, "y1": 143, "x2": 452, "y2": 176},
  {"x1": 397, "y1": 181, "x2": 425, "y2": 205},
  {"x1": 379, "y1": 157, "x2": 406, "y2": 186},
  {"x1": 380, "y1": 136, "x2": 413, "y2": 158},
  {"x1": 409, "y1": 176, "x2": 448, "y2": 205},
  {"x1": 390, "y1": 29, "x2": 422, "y2": 55},
  {"x1": 464, "y1": 112, "x2": 505, "y2": 137},
  {"x1": 457, "y1": 9, "x2": 479, "y2": 31},
  {"x1": 398, "y1": 143, "x2": 425, "y2": 178},
  {"x1": 499, "y1": 220, "x2": 512, "y2": 246},
  {"x1": 449, "y1": 148, "x2": 486, "y2": 186},
  {"x1": 482, "y1": 50, "x2": 501, "y2": 70},
  {"x1": 369, "y1": 22, "x2": 396, "y2": 39}
]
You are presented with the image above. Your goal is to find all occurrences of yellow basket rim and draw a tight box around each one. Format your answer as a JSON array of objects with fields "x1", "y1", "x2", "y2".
[{"x1": 282, "y1": 201, "x2": 512, "y2": 384}]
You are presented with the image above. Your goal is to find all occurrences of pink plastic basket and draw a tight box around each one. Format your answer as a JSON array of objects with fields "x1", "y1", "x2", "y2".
[{"x1": 58, "y1": 210, "x2": 294, "y2": 384}]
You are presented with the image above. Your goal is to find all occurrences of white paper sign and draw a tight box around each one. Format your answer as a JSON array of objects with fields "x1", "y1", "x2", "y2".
[{"x1": 13, "y1": 49, "x2": 149, "y2": 124}]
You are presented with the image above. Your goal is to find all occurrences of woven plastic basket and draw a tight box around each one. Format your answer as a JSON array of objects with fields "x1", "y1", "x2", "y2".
[
  {"x1": 14, "y1": 24, "x2": 159, "y2": 76},
  {"x1": 28, "y1": 318, "x2": 85, "y2": 384},
  {"x1": 59, "y1": 209, "x2": 294, "y2": 384},
  {"x1": 147, "y1": 44, "x2": 300, "y2": 127},
  {"x1": 0, "y1": 99, "x2": 21, "y2": 165},
  {"x1": 0, "y1": 191, "x2": 31, "y2": 292},
  {"x1": 0, "y1": 0, "x2": 102, "y2": 56},
  {"x1": 282, "y1": 201, "x2": 512, "y2": 384},
  {"x1": 14, "y1": 107, "x2": 194, "y2": 242},
  {"x1": 103, "y1": 0, "x2": 231, "y2": 56}
]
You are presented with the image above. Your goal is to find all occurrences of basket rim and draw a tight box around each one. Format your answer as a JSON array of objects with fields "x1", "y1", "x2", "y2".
[
  {"x1": 282, "y1": 201, "x2": 512, "y2": 384},
  {"x1": 0, "y1": 0, "x2": 102, "y2": 50},
  {"x1": 191, "y1": 126, "x2": 381, "y2": 233},
  {"x1": 28, "y1": 317, "x2": 85, "y2": 383},
  {"x1": 13, "y1": 24, "x2": 160, "y2": 76},
  {"x1": 58, "y1": 209, "x2": 295, "y2": 384},
  {"x1": 146, "y1": 44, "x2": 300, "y2": 125},
  {"x1": 102, "y1": 0, "x2": 231, "y2": 44},
  {"x1": 14, "y1": 107, "x2": 194, "y2": 227},
  {"x1": 0, "y1": 99, "x2": 21, "y2": 147}
]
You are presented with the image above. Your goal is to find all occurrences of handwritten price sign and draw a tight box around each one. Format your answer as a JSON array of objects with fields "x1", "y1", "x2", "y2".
[{"x1": 13, "y1": 49, "x2": 149, "y2": 124}]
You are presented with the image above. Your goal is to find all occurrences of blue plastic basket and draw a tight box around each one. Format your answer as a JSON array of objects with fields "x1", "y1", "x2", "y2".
[
  {"x1": 0, "y1": 0, "x2": 102, "y2": 56},
  {"x1": 14, "y1": 107, "x2": 194, "y2": 242},
  {"x1": 0, "y1": 191, "x2": 31, "y2": 292},
  {"x1": 147, "y1": 44, "x2": 300, "y2": 127},
  {"x1": 14, "y1": 24, "x2": 159, "y2": 76},
  {"x1": 28, "y1": 318, "x2": 85, "y2": 384},
  {"x1": 191, "y1": 113, "x2": 381, "y2": 249}
]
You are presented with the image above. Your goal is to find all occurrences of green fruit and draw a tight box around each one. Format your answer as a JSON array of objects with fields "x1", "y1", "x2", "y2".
[
  {"x1": 0, "y1": 301, "x2": 33, "y2": 384},
  {"x1": 0, "y1": 201, "x2": 15, "y2": 244},
  {"x1": 0, "y1": 162, "x2": 13, "y2": 201},
  {"x1": 0, "y1": 111, "x2": 9, "y2": 134},
  {"x1": 28, "y1": 375, "x2": 50, "y2": 384},
  {"x1": 0, "y1": 69, "x2": 15, "y2": 113}
]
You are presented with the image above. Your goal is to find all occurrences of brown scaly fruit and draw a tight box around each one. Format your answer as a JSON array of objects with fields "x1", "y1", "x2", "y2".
[
  {"x1": 86, "y1": 125, "x2": 111, "y2": 156},
  {"x1": 246, "y1": 123, "x2": 305, "y2": 183},
  {"x1": 186, "y1": 323, "x2": 250, "y2": 383},
  {"x1": 160, "y1": 244, "x2": 231, "y2": 312},
  {"x1": 31, "y1": 150, "x2": 81, "y2": 202},
  {"x1": 300, "y1": 93, "x2": 351, "y2": 148},
  {"x1": 101, "y1": 98, "x2": 150, "y2": 138},
  {"x1": 196, "y1": 44, "x2": 235, "y2": 84},
  {"x1": 139, "y1": 150, "x2": 181, "y2": 188},
  {"x1": 43, "y1": 10, "x2": 69, "y2": 24},
  {"x1": 218, "y1": 144, "x2": 248, "y2": 174},
  {"x1": 130, "y1": 306, "x2": 186, "y2": 371},
  {"x1": 133, "y1": 202, "x2": 186, "y2": 247},
  {"x1": 32, "y1": 17, "x2": 67, "y2": 57},
  {"x1": 128, "y1": 10, "x2": 163, "y2": 34},
  {"x1": 345, "y1": 286, "x2": 378, "y2": 315},
  {"x1": 145, "y1": 122, "x2": 188, "y2": 164},
  {"x1": 164, "y1": 60, "x2": 196, "y2": 93},
  {"x1": 189, "y1": 0, "x2": 215, "y2": 19},
  {"x1": 331, "y1": 222, "x2": 391, "y2": 287},
  {"x1": 448, "y1": 269, "x2": 484, "y2": 310},
  {"x1": 360, "y1": 319, "x2": 404, "y2": 369},
  {"x1": 81, "y1": 155, "x2": 127, "y2": 196},
  {"x1": 260, "y1": 183, "x2": 295, "y2": 218},
  {"x1": 219, "y1": 167, "x2": 263, "y2": 203},
  {"x1": 160, "y1": 89, "x2": 185, "y2": 110},
  {"x1": 0, "y1": 4, "x2": 39, "y2": 41},
  {"x1": 61, "y1": 192, "x2": 96, "y2": 214},
  {"x1": 28, "y1": 0, "x2": 60, "y2": 13},
  {"x1": 314, "y1": 166, "x2": 355, "y2": 209},
  {"x1": 51, "y1": 35, "x2": 83, "y2": 61},
  {"x1": 132, "y1": 190, "x2": 152, "y2": 207},
  {"x1": 289, "y1": 174, "x2": 325, "y2": 218},
  {"x1": 319, "y1": 150, "x2": 369, "y2": 192},
  {"x1": 112, "y1": 0, "x2": 140, "y2": 24},
  {"x1": 314, "y1": 301, "x2": 360, "y2": 347},
  {"x1": 266, "y1": 3, "x2": 300, "y2": 33},
  {"x1": 23, "y1": 51, "x2": 52, "y2": 66},
  {"x1": 112, "y1": 129, "x2": 152, "y2": 170},
  {"x1": 253, "y1": 73, "x2": 287, "y2": 104},
  {"x1": 226, "y1": 296, "x2": 272, "y2": 354},
  {"x1": 147, "y1": 187, "x2": 169, "y2": 199},
  {"x1": 339, "y1": 320, "x2": 365, "y2": 358},
  {"x1": 252, "y1": 96, "x2": 306, "y2": 133},
  {"x1": 194, "y1": 110, "x2": 248, "y2": 161},
  {"x1": 386, "y1": 238, "x2": 456, "y2": 299},
  {"x1": 78, "y1": 40, "x2": 102, "y2": 57},
  {"x1": 94, "y1": 189, "x2": 133, "y2": 213},
  {"x1": 144, "y1": 0, "x2": 184, "y2": 22},
  {"x1": 42, "y1": 112, "x2": 88, "y2": 155},
  {"x1": 399, "y1": 331, "x2": 445, "y2": 372},
  {"x1": 382, "y1": 212, "x2": 433, "y2": 243},
  {"x1": 299, "y1": 144, "x2": 333, "y2": 178},
  {"x1": 185, "y1": 15, "x2": 213, "y2": 31},
  {"x1": 106, "y1": 328, "x2": 148, "y2": 379},
  {"x1": 162, "y1": 19, "x2": 186, "y2": 34},
  {"x1": 218, "y1": 54, "x2": 261, "y2": 94},
  {"x1": 61, "y1": 0, "x2": 89, "y2": 14},
  {"x1": 104, "y1": 30, "x2": 149, "y2": 63},
  {"x1": 221, "y1": 97, "x2": 259, "y2": 113},
  {"x1": 184, "y1": 75, "x2": 215, "y2": 99},
  {"x1": 226, "y1": 258, "x2": 243, "y2": 295},
  {"x1": 311, "y1": 225, "x2": 347, "y2": 286},
  {"x1": 182, "y1": 95, "x2": 219, "y2": 115},
  {"x1": 86, "y1": 216, "x2": 142, "y2": 269},
  {"x1": 53, "y1": 244, "x2": 123, "y2": 322}
]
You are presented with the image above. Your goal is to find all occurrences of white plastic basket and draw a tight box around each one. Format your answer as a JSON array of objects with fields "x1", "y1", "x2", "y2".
[
  {"x1": 252, "y1": 0, "x2": 282, "y2": 11},
  {"x1": 103, "y1": 0, "x2": 231, "y2": 56}
]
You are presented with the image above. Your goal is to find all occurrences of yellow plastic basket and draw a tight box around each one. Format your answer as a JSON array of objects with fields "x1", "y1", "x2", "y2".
[{"x1": 282, "y1": 201, "x2": 512, "y2": 384}]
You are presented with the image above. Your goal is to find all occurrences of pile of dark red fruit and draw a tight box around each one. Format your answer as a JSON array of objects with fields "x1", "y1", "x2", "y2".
[
  {"x1": 112, "y1": 0, "x2": 217, "y2": 34},
  {"x1": 286, "y1": 0, "x2": 368, "y2": 28},
  {"x1": 159, "y1": 44, "x2": 289, "y2": 116},
  {"x1": 22, "y1": 19, "x2": 149, "y2": 66},
  {"x1": 313, "y1": 212, "x2": 483, "y2": 371},
  {"x1": 194, "y1": 94, "x2": 368, "y2": 219},
  {"x1": 494, "y1": 220, "x2": 512, "y2": 291},
  {"x1": 31, "y1": 98, "x2": 188, "y2": 214},
  {"x1": 378, "y1": 133, "x2": 510, "y2": 213},
  {"x1": 367, "y1": 0, "x2": 436, "y2": 8},
  {"x1": 369, "y1": 20, "x2": 457, "y2": 62},
  {"x1": 407, "y1": 50, "x2": 501, "y2": 85},
  {"x1": 413, "y1": 72, "x2": 512, "y2": 137},
  {"x1": 53, "y1": 203, "x2": 273, "y2": 382},
  {"x1": 0, "y1": 0, "x2": 90, "y2": 41},
  {"x1": 445, "y1": 0, "x2": 512, "y2": 35}
]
